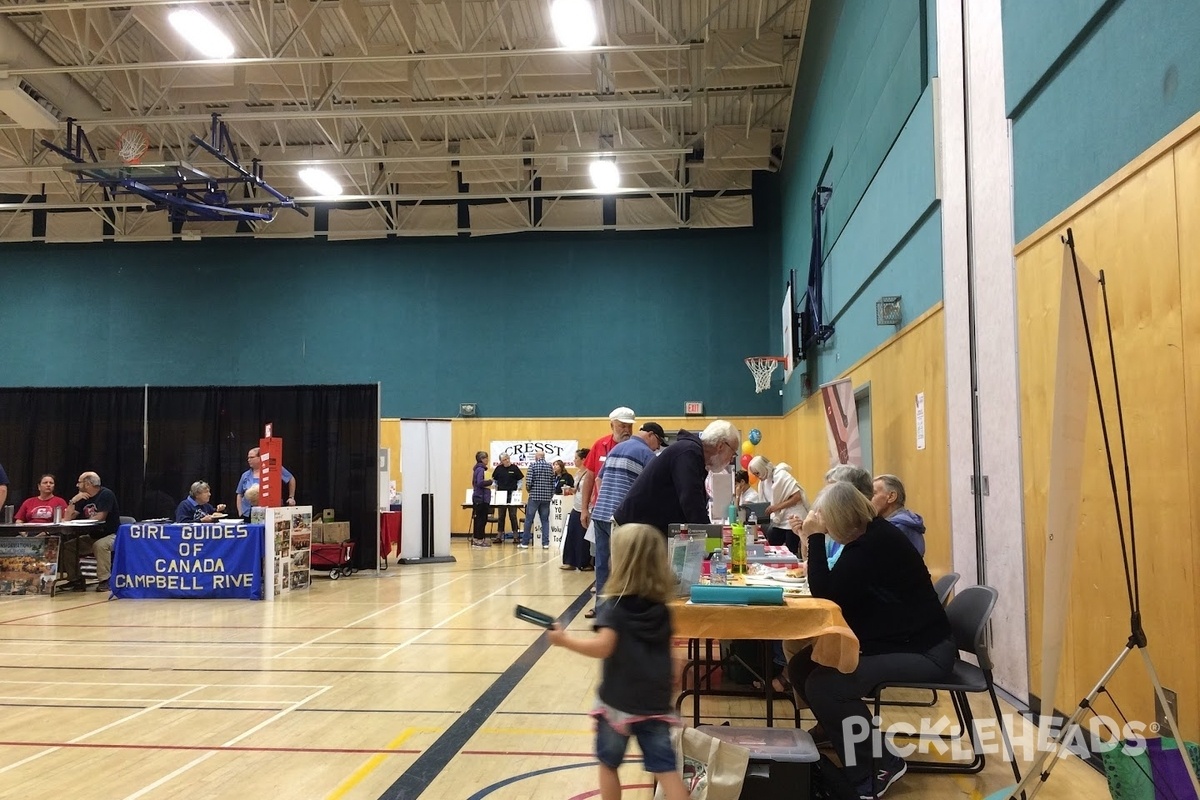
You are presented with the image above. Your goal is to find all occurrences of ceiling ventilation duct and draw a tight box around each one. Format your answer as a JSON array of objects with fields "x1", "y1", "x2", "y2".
[{"x1": 0, "y1": 77, "x2": 61, "y2": 129}]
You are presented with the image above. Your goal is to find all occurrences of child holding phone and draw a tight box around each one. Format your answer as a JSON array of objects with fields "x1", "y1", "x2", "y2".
[{"x1": 546, "y1": 523, "x2": 688, "y2": 800}]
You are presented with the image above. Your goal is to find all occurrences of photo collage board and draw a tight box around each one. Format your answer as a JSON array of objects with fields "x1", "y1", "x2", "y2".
[{"x1": 255, "y1": 505, "x2": 313, "y2": 596}]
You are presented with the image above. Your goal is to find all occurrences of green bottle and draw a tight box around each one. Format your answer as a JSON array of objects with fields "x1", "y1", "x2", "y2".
[{"x1": 731, "y1": 522, "x2": 747, "y2": 575}]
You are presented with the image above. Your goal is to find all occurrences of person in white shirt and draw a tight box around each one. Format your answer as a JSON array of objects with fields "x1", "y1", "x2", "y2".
[{"x1": 747, "y1": 456, "x2": 809, "y2": 554}]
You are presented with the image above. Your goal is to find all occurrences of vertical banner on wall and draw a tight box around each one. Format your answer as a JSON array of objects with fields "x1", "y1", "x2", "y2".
[
  {"x1": 1040, "y1": 244, "x2": 1099, "y2": 714},
  {"x1": 259, "y1": 430, "x2": 283, "y2": 508},
  {"x1": 820, "y1": 378, "x2": 861, "y2": 467}
]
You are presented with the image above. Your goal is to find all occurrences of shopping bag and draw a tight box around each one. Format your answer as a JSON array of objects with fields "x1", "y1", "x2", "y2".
[
  {"x1": 654, "y1": 726, "x2": 749, "y2": 800},
  {"x1": 584, "y1": 520, "x2": 596, "y2": 544}
]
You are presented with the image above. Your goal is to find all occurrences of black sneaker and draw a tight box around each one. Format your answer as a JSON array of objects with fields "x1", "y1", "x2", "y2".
[
  {"x1": 96, "y1": 581, "x2": 110, "y2": 592},
  {"x1": 856, "y1": 756, "x2": 907, "y2": 799}
]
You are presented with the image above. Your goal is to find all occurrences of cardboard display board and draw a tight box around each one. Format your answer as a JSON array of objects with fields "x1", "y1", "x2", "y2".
[
  {"x1": 0, "y1": 536, "x2": 59, "y2": 595},
  {"x1": 258, "y1": 505, "x2": 313, "y2": 599}
]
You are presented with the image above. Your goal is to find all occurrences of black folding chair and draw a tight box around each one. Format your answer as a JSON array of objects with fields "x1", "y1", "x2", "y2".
[
  {"x1": 870, "y1": 585, "x2": 1023, "y2": 788},
  {"x1": 876, "y1": 572, "x2": 961, "y2": 709}
]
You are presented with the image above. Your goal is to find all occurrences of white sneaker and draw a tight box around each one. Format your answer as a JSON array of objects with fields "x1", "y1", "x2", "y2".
[
  {"x1": 542, "y1": 544, "x2": 550, "y2": 549},
  {"x1": 517, "y1": 544, "x2": 529, "y2": 549}
]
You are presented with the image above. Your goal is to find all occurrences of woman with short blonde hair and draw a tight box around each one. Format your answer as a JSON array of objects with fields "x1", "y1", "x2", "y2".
[{"x1": 785, "y1": 480, "x2": 953, "y2": 798}]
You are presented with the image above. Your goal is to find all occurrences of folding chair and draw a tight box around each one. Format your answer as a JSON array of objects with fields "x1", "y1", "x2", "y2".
[
  {"x1": 876, "y1": 572, "x2": 961, "y2": 709},
  {"x1": 870, "y1": 585, "x2": 1023, "y2": 787}
]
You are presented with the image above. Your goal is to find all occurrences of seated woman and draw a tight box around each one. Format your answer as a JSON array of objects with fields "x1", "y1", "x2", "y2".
[
  {"x1": 733, "y1": 469, "x2": 761, "y2": 508},
  {"x1": 175, "y1": 481, "x2": 227, "y2": 523},
  {"x1": 786, "y1": 481, "x2": 954, "y2": 799},
  {"x1": 16, "y1": 473, "x2": 68, "y2": 525}
]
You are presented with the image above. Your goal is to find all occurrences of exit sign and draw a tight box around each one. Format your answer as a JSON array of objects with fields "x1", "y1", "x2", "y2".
[{"x1": 684, "y1": 401, "x2": 704, "y2": 415}]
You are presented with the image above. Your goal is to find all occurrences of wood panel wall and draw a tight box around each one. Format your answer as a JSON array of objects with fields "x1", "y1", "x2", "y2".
[
  {"x1": 1015, "y1": 111, "x2": 1200, "y2": 739},
  {"x1": 377, "y1": 306, "x2": 951, "y2": 572},
  {"x1": 774, "y1": 306, "x2": 952, "y2": 579}
]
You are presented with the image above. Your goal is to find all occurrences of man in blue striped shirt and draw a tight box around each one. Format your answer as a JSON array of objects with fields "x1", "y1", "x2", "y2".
[
  {"x1": 584, "y1": 422, "x2": 667, "y2": 617},
  {"x1": 520, "y1": 451, "x2": 557, "y2": 549}
]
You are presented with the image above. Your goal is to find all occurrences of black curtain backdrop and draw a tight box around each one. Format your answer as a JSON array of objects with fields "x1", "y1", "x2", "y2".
[
  {"x1": 145, "y1": 385, "x2": 379, "y2": 567},
  {"x1": 1, "y1": 385, "x2": 378, "y2": 569},
  {"x1": 0, "y1": 388, "x2": 146, "y2": 519}
]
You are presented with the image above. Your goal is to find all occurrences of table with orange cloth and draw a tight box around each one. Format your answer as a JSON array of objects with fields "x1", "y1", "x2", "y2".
[{"x1": 669, "y1": 596, "x2": 860, "y2": 727}]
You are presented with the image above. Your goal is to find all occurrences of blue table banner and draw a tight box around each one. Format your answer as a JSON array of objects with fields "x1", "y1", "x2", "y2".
[{"x1": 112, "y1": 523, "x2": 265, "y2": 600}]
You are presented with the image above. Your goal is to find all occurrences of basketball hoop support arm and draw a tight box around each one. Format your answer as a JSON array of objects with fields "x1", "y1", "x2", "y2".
[
  {"x1": 190, "y1": 113, "x2": 308, "y2": 217},
  {"x1": 40, "y1": 118, "x2": 97, "y2": 165}
]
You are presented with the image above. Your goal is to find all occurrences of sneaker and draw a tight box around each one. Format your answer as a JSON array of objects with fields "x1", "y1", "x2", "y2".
[
  {"x1": 492, "y1": 537, "x2": 503, "y2": 544},
  {"x1": 470, "y1": 539, "x2": 489, "y2": 548},
  {"x1": 856, "y1": 756, "x2": 907, "y2": 799},
  {"x1": 542, "y1": 544, "x2": 550, "y2": 550},
  {"x1": 517, "y1": 544, "x2": 529, "y2": 549},
  {"x1": 95, "y1": 581, "x2": 110, "y2": 593}
]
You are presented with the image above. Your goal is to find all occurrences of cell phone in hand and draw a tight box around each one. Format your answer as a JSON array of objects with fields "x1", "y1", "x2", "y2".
[{"x1": 514, "y1": 604, "x2": 556, "y2": 629}]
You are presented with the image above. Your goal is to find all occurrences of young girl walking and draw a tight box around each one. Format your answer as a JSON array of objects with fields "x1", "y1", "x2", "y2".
[{"x1": 547, "y1": 523, "x2": 688, "y2": 800}]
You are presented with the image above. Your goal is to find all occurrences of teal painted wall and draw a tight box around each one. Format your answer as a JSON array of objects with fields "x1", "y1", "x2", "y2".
[
  {"x1": 775, "y1": 0, "x2": 940, "y2": 410},
  {"x1": 1005, "y1": 0, "x2": 1200, "y2": 239},
  {"x1": 0, "y1": 230, "x2": 778, "y2": 418}
]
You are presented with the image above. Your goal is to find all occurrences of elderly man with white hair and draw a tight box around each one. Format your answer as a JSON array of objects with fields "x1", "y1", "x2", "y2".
[
  {"x1": 63, "y1": 471, "x2": 121, "y2": 592},
  {"x1": 613, "y1": 419, "x2": 741, "y2": 537},
  {"x1": 747, "y1": 456, "x2": 809, "y2": 555}
]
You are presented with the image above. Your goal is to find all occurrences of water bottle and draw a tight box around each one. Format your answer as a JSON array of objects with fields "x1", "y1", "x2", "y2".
[
  {"x1": 731, "y1": 522, "x2": 747, "y2": 575},
  {"x1": 747, "y1": 511, "x2": 758, "y2": 543},
  {"x1": 726, "y1": 500, "x2": 738, "y2": 525},
  {"x1": 710, "y1": 549, "x2": 728, "y2": 585}
]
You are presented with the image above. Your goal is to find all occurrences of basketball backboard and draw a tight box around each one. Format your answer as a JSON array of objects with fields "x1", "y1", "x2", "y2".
[
  {"x1": 62, "y1": 160, "x2": 215, "y2": 185},
  {"x1": 782, "y1": 273, "x2": 797, "y2": 383}
]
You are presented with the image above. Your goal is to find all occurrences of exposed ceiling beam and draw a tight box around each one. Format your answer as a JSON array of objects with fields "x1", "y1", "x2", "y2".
[
  {"x1": 7, "y1": 97, "x2": 694, "y2": 129},
  {"x1": 13, "y1": 43, "x2": 696, "y2": 76}
]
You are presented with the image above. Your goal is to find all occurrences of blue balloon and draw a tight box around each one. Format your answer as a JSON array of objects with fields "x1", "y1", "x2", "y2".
[{"x1": 749, "y1": 428, "x2": 762, "y2": 445}]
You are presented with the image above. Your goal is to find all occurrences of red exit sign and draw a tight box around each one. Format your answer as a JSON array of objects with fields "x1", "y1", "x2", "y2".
[{"x1": 684, "y1": 401, "x2": 704, "y2": 415}]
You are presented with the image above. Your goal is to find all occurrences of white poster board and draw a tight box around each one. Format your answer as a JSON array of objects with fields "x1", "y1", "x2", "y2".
[
  {"x1": 490, "y1": 440, "x2": 579, "y2": 467},
  {"x1": 529, "y1": 495, "x2": 568, "y2": 545},
  {"x1": 400, "y1": 419, "x2": 453, "y2": 560}
]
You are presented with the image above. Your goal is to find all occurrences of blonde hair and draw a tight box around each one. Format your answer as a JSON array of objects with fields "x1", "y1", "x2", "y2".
[
  {"x1": 244, "y1": 484, "x2": 260, "y2": 503},
  {"x1": 603, "y1": 523, "x2": 675, "y2": 603},
  {"x1": 813, "y1": 481, "x2": 876, "y2": 543}
]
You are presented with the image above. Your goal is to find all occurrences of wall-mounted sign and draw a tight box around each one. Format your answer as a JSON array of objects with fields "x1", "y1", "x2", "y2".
[{"x1": 684, "y1": 401, "x2": 704, "y2": 415}]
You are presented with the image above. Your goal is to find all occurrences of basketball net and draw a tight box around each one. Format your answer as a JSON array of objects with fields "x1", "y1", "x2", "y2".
[
  {"x1": 116, "y1": 129, "x2": 150, "y2": 165},
  {"x1": 745, "y1": 357, "x2": 784, "y2": 393}
]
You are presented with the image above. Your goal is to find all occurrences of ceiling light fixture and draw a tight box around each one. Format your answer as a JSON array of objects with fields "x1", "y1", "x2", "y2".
[
  {"x1": 589, "y1": 159, "x2": 619, "y2": 192},
  {"x1": 298, "y1": 168, "x2": 343, "y2": 197},
  {"x1": 550, "y1": 0, "x2": 598, "y2": 49},
  {"x1": 168, "y1": 9, "x2": 235, "y2": 60}
]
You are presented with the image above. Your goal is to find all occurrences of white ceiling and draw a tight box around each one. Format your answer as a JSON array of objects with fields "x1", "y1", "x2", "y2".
[{"x1": 0, "y1": 0, "x2": 809, "y2": 240}]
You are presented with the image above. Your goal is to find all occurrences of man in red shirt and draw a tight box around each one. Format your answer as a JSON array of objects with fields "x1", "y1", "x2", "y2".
[{"x1": 578, "y1": 406, "x2": 635, "y2": 529}]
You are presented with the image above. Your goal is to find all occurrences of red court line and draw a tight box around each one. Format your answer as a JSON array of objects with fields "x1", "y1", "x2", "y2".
[
  {"x1": 0, "y1": 599, "x2": 113, "y2": 624},
  {"x1": 0, "y1": 740, "x2": 422, "y2": 755},
  {"x1": 0, "y1": 623, "x2": 533, "y2": 631}
]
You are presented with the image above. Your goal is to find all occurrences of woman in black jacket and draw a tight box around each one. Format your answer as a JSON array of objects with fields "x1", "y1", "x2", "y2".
[
  {"x1": 787, "y1": 481, "x2": 954, "y2": 799},
  {"x1": 552, "y1": 459, "x2": 574, "y2": 494}
]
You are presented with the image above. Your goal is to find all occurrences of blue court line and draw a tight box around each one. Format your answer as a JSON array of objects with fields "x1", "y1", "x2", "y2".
[{"x1": 377, "y1": 585, "x2": 594, "y2": 800}]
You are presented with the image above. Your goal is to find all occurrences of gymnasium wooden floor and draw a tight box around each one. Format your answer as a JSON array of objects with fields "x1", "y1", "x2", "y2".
[{"x1": 0, "y1": 539, "x2": 1107, "y2": 800}]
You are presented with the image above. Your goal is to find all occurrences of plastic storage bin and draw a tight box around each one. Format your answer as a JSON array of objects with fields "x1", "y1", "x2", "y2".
[{"x1": 696, "y1": 725, "x2": 818, "y2": 800}]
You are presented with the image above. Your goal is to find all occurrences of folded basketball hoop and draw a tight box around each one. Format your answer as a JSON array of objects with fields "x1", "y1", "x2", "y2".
[{"x1": 745, "y1": 356, "x2": 785, "y2": 393}]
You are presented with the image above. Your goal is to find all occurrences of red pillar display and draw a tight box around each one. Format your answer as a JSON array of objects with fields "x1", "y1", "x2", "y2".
[{"x1": 258, "y1": 431, "x2": 284, "y2": 508}]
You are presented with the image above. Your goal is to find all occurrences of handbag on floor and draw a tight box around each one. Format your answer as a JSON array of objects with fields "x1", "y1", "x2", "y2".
[{"x1": 654, "y1": 726, "x2": 750, "y2": 800}]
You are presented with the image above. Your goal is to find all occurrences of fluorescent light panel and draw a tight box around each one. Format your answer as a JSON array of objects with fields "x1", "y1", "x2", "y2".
[
  {"x1": 299, "y1": 168, "x2": 343, "y2": 196},
  {"x1": 551, "y1": 0, "x2": 597, "y2": 49},
  {"x1": 589, "y1": 159, "x2": 619, "y2": 192},
  {"x1": 168, "y1": 9, "x2": 235, "y2": 59}
]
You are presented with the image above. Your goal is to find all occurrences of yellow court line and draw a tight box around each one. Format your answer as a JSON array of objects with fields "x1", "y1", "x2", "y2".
[{"x1": 324, "y1": 726, "x2": 439, "y2": 800}]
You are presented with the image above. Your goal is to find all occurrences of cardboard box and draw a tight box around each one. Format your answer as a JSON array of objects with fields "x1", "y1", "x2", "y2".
[{"x1": 321, "y1": 521, "x2": 350, "y2": 543}]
